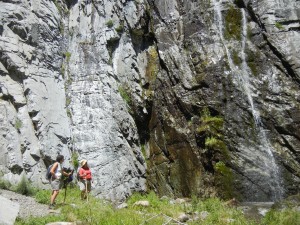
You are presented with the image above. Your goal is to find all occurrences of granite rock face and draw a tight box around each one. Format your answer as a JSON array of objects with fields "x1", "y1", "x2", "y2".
[
  {"x1": 0, "y1": 0, "x2": 71, "y2": 186},
  {"x1": 0, "y1": 0, "x2": 299, "y2": 201}
]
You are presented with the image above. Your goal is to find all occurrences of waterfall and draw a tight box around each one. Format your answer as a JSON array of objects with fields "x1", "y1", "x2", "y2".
[{"x1": 212, "y1": 0, "x2": 284, "y2": 201}]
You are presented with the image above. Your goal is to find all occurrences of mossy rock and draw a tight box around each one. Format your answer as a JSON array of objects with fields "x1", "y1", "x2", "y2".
[{"x1": 224, "y1": 6, "x2": 242, "y2": 41}]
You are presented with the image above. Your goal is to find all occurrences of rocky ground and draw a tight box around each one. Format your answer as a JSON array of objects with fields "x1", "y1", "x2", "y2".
[{"x1": 0, "y1": 189, "x2": 50, "y2": 220}]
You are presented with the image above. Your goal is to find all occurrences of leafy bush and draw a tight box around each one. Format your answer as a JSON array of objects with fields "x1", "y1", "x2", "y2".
[
  {"x1": 71, "y1": 152, "x2": 79, "y2": 169},
  {"x1": 106, "y1": 20, "x2": 114, "y2": 28},
  {"x1": 0, "y1": 178, "x2": 12, "y2": 190},
  {"x1": 14, "y1": 175, "x2": 36, "y2": 196}
]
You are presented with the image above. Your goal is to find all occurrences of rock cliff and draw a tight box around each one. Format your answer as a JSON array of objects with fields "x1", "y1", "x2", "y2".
[{"x1": 0, "y1": 0, "x2": 299, "y2": 202}]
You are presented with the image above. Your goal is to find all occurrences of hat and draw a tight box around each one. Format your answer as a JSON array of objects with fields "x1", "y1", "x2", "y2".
[{"x1": 80, "y1": 159, "x2": 87, "y2": 167}]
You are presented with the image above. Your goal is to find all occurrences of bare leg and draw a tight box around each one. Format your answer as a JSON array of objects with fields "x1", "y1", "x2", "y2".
[{"x1": 51, "y1": 190, "x2": 59, "y2": 204}]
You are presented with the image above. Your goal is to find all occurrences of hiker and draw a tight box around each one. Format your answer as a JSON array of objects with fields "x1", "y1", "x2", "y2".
[
  {"x1": 49, "y1": 154, "x2": 72, "y2": 209},
  {"x1": 78, "y1": 159, "x2": 92, "y2": 200}
]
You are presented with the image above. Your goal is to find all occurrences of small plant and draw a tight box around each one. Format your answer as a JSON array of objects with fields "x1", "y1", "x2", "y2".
[
  {"x1": 66, "y1": 108, "x2": 72, "y2": 118},
  {"x1": 106, "y1": 20, "x2": 114, "y2": 28},
  {"x1": 275, "y1": 22, "x2": 283, "y2": 30},
  {"x1": 15, "y1": 175, "x2": 35, "y2": 196},
  {"x1": 232, "y1": 49, "x2": 241, "y2": 65},
  {"x1": 65, "y1": 52, "x2": 71, "y2": 62},
  {"x1": 66, "y1": 96, "x2": 71, "y2": 106},
  {"x1": 224, "y1": 5, "x2": 242, "y2": 40},
  {"x1": 0, "y1": 177, "x2": 12, "y2": 190},
  {"x1": 71, "y1": 152, "x2": 79, "y2": 169},
  {"x1": 118, "y1": 85, "x2": 132, "y2": 107},
  {"x1": 115, "y1": 24, "x2": 124, "y2": 33},
  {"x1": 61, "y1": 63, "x2": 65, "y2": 77},
  {"x1": 15, "y1": 118, "x2": 22, "y2": 130}
]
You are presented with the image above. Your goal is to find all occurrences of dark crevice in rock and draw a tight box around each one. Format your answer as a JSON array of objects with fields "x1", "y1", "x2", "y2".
[
  {"x1": 134, "y1": 105, "x2": 152, "y2": 145},
  {"x1": 0, "y1": 25, "x2": 3, "y2": 36},
  {"x1": 157, "y1": 56, "x2": 177, "y2": 87},
  {"x1": 7, "y1": 21, "x2": 28, "y2": 40},
  {"x1": 54, "y1": 133, "x2": 69, "y2": 145},
  {"x1": 173, "y1": 94, "x2": 192, "y2": 121},
  {"x1": 262, "y1": 33, "x2": 300, "y2": 85},
  {"x1": 246, "y1": 4, "x2": 267, "y2": 32},
  {"x1": 279, "y1": 20, "x2": 300, "y2": 25},
  {"x1": 0, "y1": 52, "x2": 27, "y2": 83},
  {"x1": 282, "y1": 161, "x2": 300, "y2": 179},
  {"x1": 288, "y1": 27, "x2": 300, "y2": 31},
  {"x1": 246, "y1": 3, "x2": 300, "y2": 85},
  {"x1": 91, "y1": 0, "x2": 105, "y2": 17},
  {"x1": 66, "y1": 0, "x2": 78, "y2": 9},
  {"x1": 106, "y1": 37, "x2": 120, "y2": 63},
  {"x1": 280, "y1": 135, "x2": 300, "y2": 162},
  {"x1": 43, "y1": 156, "x2": 55, "y2": 169},
  {"x1": 233, "y1": 0, "x2": 246, "y2": 8},
  {"x1": 147, "y1": 0, "x2": 168, "y2": 26},
  {"x1": 10, "y1": 165, "x2": 23, "y2": 175},
  {"x1": 0, "y1": 90, "x2": 25, "y2": 110},
  {"x1": 0, "y1": 93, "x2": 15, "y2": 105},
  {"x1": 128, "y1": 7, "x2": 156, "y2": 55}
]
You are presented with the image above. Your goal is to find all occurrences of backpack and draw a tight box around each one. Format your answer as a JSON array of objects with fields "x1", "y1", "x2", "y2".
[{"x1": 46, "y1": 164, "x2": 53, "y2": 180}]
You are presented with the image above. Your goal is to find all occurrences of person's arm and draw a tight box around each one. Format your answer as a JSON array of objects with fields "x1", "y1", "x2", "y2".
[
  {"x1": 79, "y1": 168, "x2": 86, "y2": 179},
  {"x1": 62, "y1": 170, "x2": 71, "y2": 177},
  {"x1": 50, "y1": 162, "x2": 58, "y2": 179}
]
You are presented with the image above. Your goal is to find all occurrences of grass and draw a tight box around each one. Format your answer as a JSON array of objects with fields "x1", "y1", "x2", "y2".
[{"x1": 10, "y1": 186, "x2": 300, "y2": 225}]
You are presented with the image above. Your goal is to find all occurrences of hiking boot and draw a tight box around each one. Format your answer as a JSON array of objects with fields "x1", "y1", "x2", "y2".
[{"x1": 49, "y1": 204, "x2": 55, "y2": 209}]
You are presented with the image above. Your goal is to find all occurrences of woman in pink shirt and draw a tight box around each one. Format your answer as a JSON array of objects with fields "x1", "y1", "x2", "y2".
[{"x1": 78, "y1": 159, "x2": 92, "y2": 200}]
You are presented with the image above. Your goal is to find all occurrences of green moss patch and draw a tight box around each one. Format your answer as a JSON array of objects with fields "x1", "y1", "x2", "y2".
[{"x1": 224, "y1": 6, "x2": 242, "y2": 41}]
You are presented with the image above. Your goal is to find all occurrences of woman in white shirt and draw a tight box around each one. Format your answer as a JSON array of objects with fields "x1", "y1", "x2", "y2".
[{"x1": 49, "y1": 155, "x2": 71, "y2": 209}]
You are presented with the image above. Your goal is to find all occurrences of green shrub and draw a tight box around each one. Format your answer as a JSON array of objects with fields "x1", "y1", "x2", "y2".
[
  {"x1": 224, "y1": 6, "x2": 242, "y2": 40},
  {"x1": 115, "y1": 24, "x2": 124, "y2": 33},
  {"x1": 15, "y1": 118, "x2": 22, "y2": 130},
  {"x1": 232, "y1": 49, "x2": 241, "y2": 65},
  {"x1": 0, "y1": 178, "x2": 12, "y2": 190},
  {"x1": 65, "y1": 52, "x2": 71, "y2": 62},
  {"x1": 106, "y1": 20, "x2": 114, "y2": 28},
  {"x1": 275, "y1": 22, "x2": 283, "y2": 30},
  {"x1": 71, "y1": 152, "x2": 79, "y2": 169},
  {"x1": 118, "y1": 85, "x2": 132, "y2": 107},
  {"x1": 15, "y1": 175, "x2": 36, "y2": 196}
]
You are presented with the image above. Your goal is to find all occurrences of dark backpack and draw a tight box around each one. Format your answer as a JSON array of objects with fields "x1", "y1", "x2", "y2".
[{"x1": 46, "y1": 164, "x2": 53, "y2": 180}]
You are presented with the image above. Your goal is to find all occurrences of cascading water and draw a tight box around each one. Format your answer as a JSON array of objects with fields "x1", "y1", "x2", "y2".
[{"x1": 212, "y1": 0, "x2": 284, "y2": 201}]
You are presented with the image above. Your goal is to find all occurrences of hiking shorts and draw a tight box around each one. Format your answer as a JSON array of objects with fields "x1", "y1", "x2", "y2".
[
  {"x1": 51, "y1": 179, "x2": 62, "y2": 191},
  {"x1": 79, "y1": 179, "x2": 91, "y2": 192}
]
